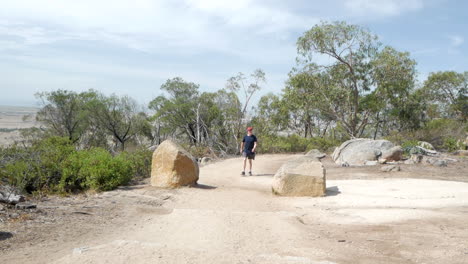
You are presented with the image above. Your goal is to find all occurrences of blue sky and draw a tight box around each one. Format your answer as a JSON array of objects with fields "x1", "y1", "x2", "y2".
[{"x1": 0, "y1": 0, "x2": 466, "y2": 107}]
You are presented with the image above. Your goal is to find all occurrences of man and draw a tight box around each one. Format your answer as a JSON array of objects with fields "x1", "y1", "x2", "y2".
[{"x1": 240, "y1": 127, "x2": 257, "y2": 176}]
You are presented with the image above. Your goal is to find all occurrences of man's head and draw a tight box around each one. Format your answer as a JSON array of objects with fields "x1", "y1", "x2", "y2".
[{"x1": 247, "y1": 126, "x2": 253, "y2": 135}]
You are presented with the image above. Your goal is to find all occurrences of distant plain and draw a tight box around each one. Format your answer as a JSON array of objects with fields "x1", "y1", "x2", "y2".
[{"x1": 0, "y1": 105, "x2": 39, "y2": 146}]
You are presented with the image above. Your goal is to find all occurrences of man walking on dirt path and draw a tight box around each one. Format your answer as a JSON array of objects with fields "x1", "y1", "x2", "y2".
[{"x1": 240, "y1": 127, "x2": 257, "y2": 176}]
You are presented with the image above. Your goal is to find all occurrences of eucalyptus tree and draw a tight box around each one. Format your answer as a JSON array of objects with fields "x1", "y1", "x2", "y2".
[
  {"x1": 225, "y1": 69, "x2": 266, "y2": 143},
  {"x1": 252, "y1": 93, "x2": 288, "y2": 136},
  {"x1": 149, "y1": 77, "x2": 200, "y2": 144},
  {"x1": 368, "y1": 46, "x2": 418, "y2": 135},
  {"x1": 92, "y1": 94, "x2": 140, "y2": 151},
  {"x1": 36, "y1": 89, "x2": 98, "y2": 143},
  {"x1": 423, "y1": 71, "x2": 467, "y2": 120},
  {"x1": 293, "y1": 21, "x2": 418, "y2": 137},
  {"x1": 295, "y1": 21, "x2": 380, "y2": 137}
]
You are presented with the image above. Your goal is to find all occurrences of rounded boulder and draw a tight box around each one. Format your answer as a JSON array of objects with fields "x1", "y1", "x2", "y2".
[{"x1": 151, "y1": 140, "x2": 199, "y2": 188}]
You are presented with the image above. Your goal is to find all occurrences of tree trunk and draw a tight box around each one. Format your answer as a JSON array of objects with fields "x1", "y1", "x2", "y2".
[{"x1": 373, "y1": 112, "x2": 381, "y2": 140}]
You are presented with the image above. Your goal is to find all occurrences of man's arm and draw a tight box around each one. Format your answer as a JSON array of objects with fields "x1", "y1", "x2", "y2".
[
  {"x1": 252, "y1": 141, "x2": 257, "y2": 153},
  {"x1": 240, "y1": 142, "x2": 244, "y2": 154}
]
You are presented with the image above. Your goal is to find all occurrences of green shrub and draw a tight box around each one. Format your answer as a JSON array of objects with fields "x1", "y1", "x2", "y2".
[
  {"x1": 418, "y1": 119, "x2": 467, "y2": 149},
  {"x1": 401, "y1": 140, "x2": 419, "y2": 149},
  {"x1": 399, "y1": 140, "x2": 421, "y2": 156},
  {"x1": 120, "y1": 148, "x2": 152, "y2": 179},
  {"x1": 0, "y1": 137, "x2": 75, "y2": 193},
  {"x1": 1, "y1": 137, "x2": 138, "y2": 194},
  {"x1": 385, "y1": 119, "x2": 467, "y2": 152},
  {"x1": 306, "y1": 137, "x2": 340, "y2": 152},
  {"x1": 183, "y1": 145, "x2": 211, "y2": 159},
  {"x1": 258, "y1": 135, "x2": 340, "y2": 153},
  {"x1": 442, "y1": 137, "x2": 464, "y2": 152},
  {"x1": 62, "y1": 148, "x2": 134, "y2": 192},
  {"x1": 60, "y1": 150, "x2": 89, "y2": 192}
]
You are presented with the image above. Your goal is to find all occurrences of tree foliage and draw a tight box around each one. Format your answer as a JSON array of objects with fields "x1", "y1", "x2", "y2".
[{"x1": 422, "y1": 71, "x2": 467, "y2": 120}]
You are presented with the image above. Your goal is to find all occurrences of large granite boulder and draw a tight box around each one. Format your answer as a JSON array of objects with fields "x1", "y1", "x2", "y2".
[
  {"x1": 332, "y1": 138, "x2": 402, "y2": 166},
  {"x1": 381, "y1": 146, "x2": 403, "y2": 161},
  {"x1": 272, "y1": 156, "x2": 326, "y2": 197},
  {"x1": 151, "y1": 140, "x2": 199, "y2": 188}
]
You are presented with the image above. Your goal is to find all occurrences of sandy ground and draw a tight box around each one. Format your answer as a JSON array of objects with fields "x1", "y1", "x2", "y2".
[
  {"x1": 1, "y1": 154, "x2": 468, "y2": 264},
  {"x1": 0, "y1": 105, "x2": 39, "y2": 146}
]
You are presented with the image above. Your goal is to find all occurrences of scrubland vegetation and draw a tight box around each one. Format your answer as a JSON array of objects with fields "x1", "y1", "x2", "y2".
[{"x1": 1, "y1": 21, "x2": 466, "y2": 194}]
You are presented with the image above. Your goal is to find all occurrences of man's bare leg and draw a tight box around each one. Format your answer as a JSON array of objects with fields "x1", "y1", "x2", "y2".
[
  {"x1": 243, "y1": 158, "x2": 247, "y2": 172},
  {"x1": 249, "y1": 159, "x2": 253, "y2": 174}
]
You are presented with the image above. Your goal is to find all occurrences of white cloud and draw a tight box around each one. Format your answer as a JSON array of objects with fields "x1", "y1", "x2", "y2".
[
  {"x1": 344, "y1": 0, "x2": 423, "y2": 17},
  {"x1": 449, "y1": 35, "x2": 464, "y2": 47},
  {"x1": 0, "y1": 0, "x2": 316, "y2": 55}
]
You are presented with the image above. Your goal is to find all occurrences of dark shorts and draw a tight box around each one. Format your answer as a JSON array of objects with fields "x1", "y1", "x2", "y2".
[{"x1": 242, "y1": 152, "x2": 255, "y2": 160}]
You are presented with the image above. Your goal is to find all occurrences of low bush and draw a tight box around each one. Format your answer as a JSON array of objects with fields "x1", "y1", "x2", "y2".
[
  {"x1": 121, "y1": 148, "x2": 153, "y2": 179},
  {"x1": 442, "y1": 137, "x2": 464, "y2": 152},
  {"x1": 259, "y1": 134, "x2": 340, "y2": 153},
  {"x1": 60, "y1": 148, "x2": 133, "y2": 192},
  {"x1": 0, "y1": 137, "x2": 75, "y2": 193},
  {"x1": 385, "y1": 119, "x2": 467, "y2": 151},
  {"x1": 0, "y1": 136, "x2": 145, "y2": 194}
]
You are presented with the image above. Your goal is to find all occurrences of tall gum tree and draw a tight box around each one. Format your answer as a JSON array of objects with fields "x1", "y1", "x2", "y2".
[
  {"x1": 294, "y1": 21, "x2": 417, "y2": 138},
  {"x1": 225, "y1": 69, "x2": 266, "y2": 149},
  {"x1": 296, "y1": 21, "x2": 379, "y2": 137}
]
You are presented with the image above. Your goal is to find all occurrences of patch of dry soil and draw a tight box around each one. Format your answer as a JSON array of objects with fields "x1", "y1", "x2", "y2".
[{"x1": 1, "y1": 154, "x2": 468, "y2": 264}]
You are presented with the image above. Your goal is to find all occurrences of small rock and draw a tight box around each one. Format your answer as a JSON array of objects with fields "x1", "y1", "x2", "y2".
[
  {"x1": 341, "y1": 162, "x2": 349, "y2": 167},
  {"x1": 147, "y1": 145, "x2": 158, "y2": 152},
  {"x1": 338, "y1": 239, "x2": 346, "y2": 242},
  {"x1": 425, "y1": 158, "x2": 448, "y2": 167},
  {"x1": 200, "y1": 157, "x2": 211, "y2": 165},
  {"x1": 0, "y1": 185, "x2": 25, "y2": 205},
  {"x1": 0, "y1": 204, "x2": 4, "y2": 211},
  {"x1": 453, "y1": 150, "x2": 468, "y2": 156},
  {"x1": 381, "y1": 165, "x2": 401, "y2": 172},
  {"x1": 410, "y1": 154, "x2": 423, "y2": 164},
  {"x1": 305, "y1": 149, "x2": 326, "y2": 159},
  {"x1": 432, "y1": 160, "x2": 448, "y2": 167},
  {"x1": 10, "y1": 213, "x2": 19, "y2": 218},
  {"x1": 15, "y1": 203, "x2": 37, "y2": 210},
  {"x1": 418, "y1": 141, "x2": 435, "y2": 150},
  {"x1": 73, "y1": 247, "x2": 90, "y2": 255},
  {"x1": 378, "y1": 158, "x2": 387, "y2": 164},
  {"x1": 364, "y1": 160, "x2": 378, "y2": 166}
]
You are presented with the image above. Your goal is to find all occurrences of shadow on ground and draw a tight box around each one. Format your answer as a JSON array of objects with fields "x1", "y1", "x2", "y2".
[
  {"x1": 193, "y1": 184, "x2": 217, "y2": 190},
  {"x1": 326, "y1": 186, "x2": 341, "y2": 196},
  {"x1": 0, "y1": 232, "x2": 13, "y2": 241}
]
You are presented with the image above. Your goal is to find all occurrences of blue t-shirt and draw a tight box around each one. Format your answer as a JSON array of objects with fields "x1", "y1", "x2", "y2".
[{"x1": 242, "y1": 135, "x2": 257, "y2": 154}]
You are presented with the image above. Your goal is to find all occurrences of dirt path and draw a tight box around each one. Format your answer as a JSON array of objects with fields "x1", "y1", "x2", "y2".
[{"x1": 1, "y1": 154, "x2": 468, "y2": 263}]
